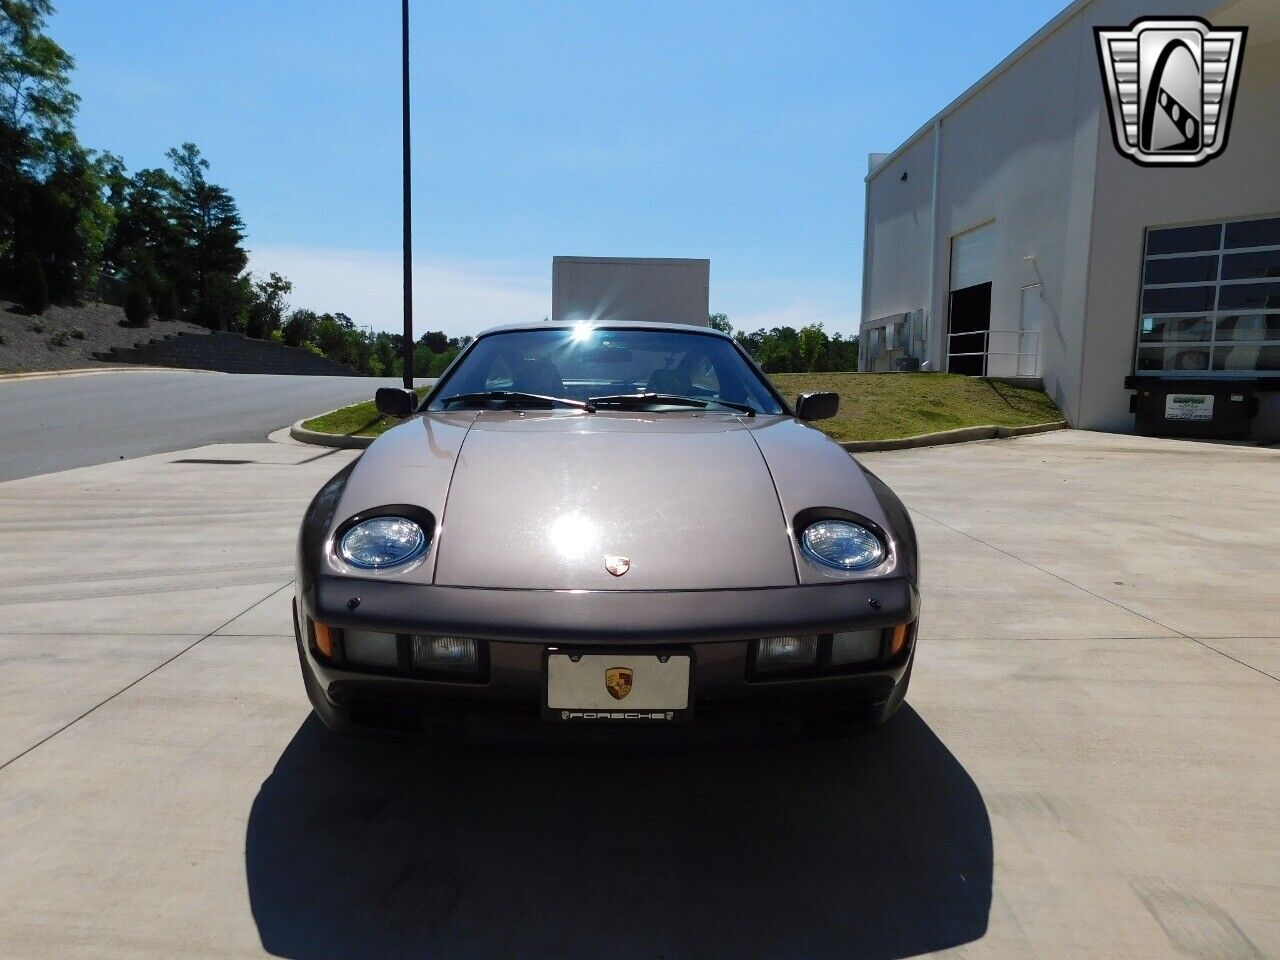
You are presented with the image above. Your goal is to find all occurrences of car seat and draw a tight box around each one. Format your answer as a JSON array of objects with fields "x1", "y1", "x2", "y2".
[
  {"x1": 645, "y1": 368, "x2": 693, "y2": 395},
  {"x1": 512, "y1": 358, "x2": 565, "y2": 396}
]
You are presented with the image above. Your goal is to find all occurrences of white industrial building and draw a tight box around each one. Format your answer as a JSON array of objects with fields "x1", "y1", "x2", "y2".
[{"x1": 858, "y1": 0, "x2": 1279, "y2": 438}]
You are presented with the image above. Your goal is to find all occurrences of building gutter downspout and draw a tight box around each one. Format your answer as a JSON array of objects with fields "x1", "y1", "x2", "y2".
[
  {"x1": 858, "y1": 162, "x2": 874, "y2": 372},
  {"x1": 927, "y1": 117, "x2": 943, "y2": 369}
]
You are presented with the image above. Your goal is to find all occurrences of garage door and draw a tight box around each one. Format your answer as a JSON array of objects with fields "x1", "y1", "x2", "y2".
[
  {"x1": 948, "y1": 222, "x2": 996, "y2": 375},
  {"x1": 950, "y1": 222, "x2": 995, "y2": 291}
]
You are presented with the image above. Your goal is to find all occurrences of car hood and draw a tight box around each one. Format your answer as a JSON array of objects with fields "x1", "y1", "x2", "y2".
[
  {"x1": 435, "y1": 412, "x2": 795, "y2": 590},
  {"x1": 329, "y1": 410, "x2": 895, "y2": 591}
]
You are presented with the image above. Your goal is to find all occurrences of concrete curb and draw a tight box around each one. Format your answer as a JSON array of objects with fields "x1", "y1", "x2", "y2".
[
  {"x1": 840, "y1": 420, "x2": 1069, "y2": 453},
  {"x1": 0, "y1": 365, "x2": 185, "y2": 382},
  {"x1": 289, "y1": 419, "x2": 376, "y2": 449}
]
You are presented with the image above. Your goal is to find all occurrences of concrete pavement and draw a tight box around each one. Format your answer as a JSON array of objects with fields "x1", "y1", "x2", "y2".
[
  {"x1": 0, "y1": 368, "x2": 418, "y2": 482},
  {"x1": 0, "y1": 430, "x2": 1275, "y2": 958}
]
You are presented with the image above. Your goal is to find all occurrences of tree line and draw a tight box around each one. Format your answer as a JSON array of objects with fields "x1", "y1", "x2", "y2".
[
  {"x1": 0, "y1": 0, "x2": 455, "y2": 377},
  {"x1": 710, "y1": 314, "x2": 858, "y2": 372}
]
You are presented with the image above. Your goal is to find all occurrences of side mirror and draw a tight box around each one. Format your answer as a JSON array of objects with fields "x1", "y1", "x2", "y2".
[
  {"x1": 375, "y1": 387, "x2": 417, "y2": 418},
  {"x1": 795, "y1": 391, "x2": 839, "y2": 421}
]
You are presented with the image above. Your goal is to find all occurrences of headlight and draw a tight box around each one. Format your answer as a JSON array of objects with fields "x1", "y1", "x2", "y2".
[
  {"x1": 800, "y1": 519, "x2": 886, "y2": 571},
  {"x1": 338, "y1": 516, "x2": 427, "y2": 569}
]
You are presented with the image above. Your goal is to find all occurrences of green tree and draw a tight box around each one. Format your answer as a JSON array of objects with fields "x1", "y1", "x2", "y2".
[
  {"x1": 281, "y1": 308, "x2": 318, "y2": 347},
  {"x1": 123, "y1": 274, "x2": 151, "y2": 327},
  {"x1": 708, "y1": 313, "x2": 732, "y2": 334},
  {"x1": 245, "y1": 271, "x2": 291, "y2": 339},
  {"x1": 104, "y1": 166, "x2": 183, "y2": 292},
  {"x1": 732, "y1": 323, "x2": 859, "y2": 373},
  {"x1": 371, "y1": 333, "x2": 397, "y2": 378},
  {"x1": 198, "y1": 271, "x2": 250, "y2": 332},
  {"x1": 1, "y1": 1, "x2": 108, "y2": 298},
  {"x1": 152, "y1": 278, "x2": 180, "y2": 321},
  {"x1": 312, "y1": 311, "x2": 352, "y2": 359},
  {"x1": 18, "y1": 252, "x2": 45, "y2": 313},
  {"x1": 165, "y1": 143, "x2": 246, "y2": 313},
  {"x1": 22, "y1": 143, "x2": 112, "y2": 297},
  {"x1": 0, "y1": 2, "x2": 78, "y2": 148}
]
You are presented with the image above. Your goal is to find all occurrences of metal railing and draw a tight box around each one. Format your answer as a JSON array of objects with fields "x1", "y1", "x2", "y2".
[{"x1": 947, "y1": 330, "x2": 1040, "y2": 377}]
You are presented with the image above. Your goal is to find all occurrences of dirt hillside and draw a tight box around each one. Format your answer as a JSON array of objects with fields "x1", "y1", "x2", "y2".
[{"x1": 0, "y1": 301, "x2": 210, "y2": 373}]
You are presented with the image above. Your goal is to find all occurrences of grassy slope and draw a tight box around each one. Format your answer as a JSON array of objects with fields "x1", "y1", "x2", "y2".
[
  {"x1": 771, "y1": 372, "x2": 1062, "y2": 442},
  {"x1": 303, "y1": 374, "x2": 1062, "y2": 443}
]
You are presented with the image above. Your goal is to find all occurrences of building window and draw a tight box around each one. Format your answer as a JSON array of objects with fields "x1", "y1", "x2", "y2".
[{"x1": 1136, "y1": 215, "x2": 1280, "y2": 377}]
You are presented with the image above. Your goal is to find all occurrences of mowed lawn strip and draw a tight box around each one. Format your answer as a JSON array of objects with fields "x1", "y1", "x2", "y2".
[
  {"x1": 302, "y1": 387, "x2": 430, "y2": 438},
  {"x1": 303, "y1": 374, "x2": 1062, "y2": 443}
]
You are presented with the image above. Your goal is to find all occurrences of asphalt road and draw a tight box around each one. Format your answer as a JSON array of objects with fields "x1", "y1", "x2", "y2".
[{"x1": 0, "y1": 368, "x2": 425, "y2": 482}]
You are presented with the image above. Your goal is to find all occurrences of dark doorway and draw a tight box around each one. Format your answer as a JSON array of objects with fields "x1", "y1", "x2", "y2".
[{"x1": 947, "y1": 282, "x2": 991, "y2": 375}]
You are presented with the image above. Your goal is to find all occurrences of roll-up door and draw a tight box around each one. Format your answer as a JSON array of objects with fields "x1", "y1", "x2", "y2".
[
  {"x1": 948, "y1": 222, "x2": 995, "y2": 375},
  {"x1": 950, "y1": 222, "x2": 995, "y2": 291}
]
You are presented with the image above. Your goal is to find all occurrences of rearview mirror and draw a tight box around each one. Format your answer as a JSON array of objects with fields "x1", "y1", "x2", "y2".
[
  {"x1": 795, "y1": 391, "x2": 839, "y2": 421},
  {"x1": 375, "y1": 387, "x2": 417, "y2": 418}
]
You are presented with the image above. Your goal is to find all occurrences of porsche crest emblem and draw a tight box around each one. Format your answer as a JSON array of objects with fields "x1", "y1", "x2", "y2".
[
  {"x1": 604, "y1": 555, "x2": 631, "y2": 576},
  {"x1": 604, "y1": 667, "x2": 633, "y2": 700}
]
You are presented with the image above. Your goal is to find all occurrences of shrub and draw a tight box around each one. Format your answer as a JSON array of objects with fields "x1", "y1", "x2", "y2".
[
  {"x1": 69, "y1": 327, "x2": 86, "y2": 340},
  {"x1": 268, "y1": 329, "x2": 284, "y2": 344},
  {"x1": 20, "y1": 256, "x2": 48, "y2": 316},
  {"x1": 153, "y1": 282, "x2": 181, "y2": 322},
  {"x1": 124, "y1": 276, "x2": 152, "y2": 327},
  {"x1": 27, "y1": 319, "x2": 45, "y2": 333},
  {"x1": 48, "y1": 330, "x2": 70, "y2": 347}
]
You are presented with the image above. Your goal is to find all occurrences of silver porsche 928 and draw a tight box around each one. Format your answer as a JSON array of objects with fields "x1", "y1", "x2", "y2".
[{"x1": 294, "y1": 321, "x2": 919, "y2": 743}]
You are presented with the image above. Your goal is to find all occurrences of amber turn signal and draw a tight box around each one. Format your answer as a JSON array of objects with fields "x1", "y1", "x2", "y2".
[
  {"x1": 889, "y1": 622, "x2": 910, "y2": 656},
  {"x1": 312, "y1": 621, "x2": 334, "y2": 659}
]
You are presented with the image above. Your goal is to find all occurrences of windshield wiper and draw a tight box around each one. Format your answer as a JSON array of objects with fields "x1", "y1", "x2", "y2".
[
  {"x1": 440, "y1": 390, "x2": 595, "y2": 412},
  {"x1": 588, "y1": 392, "x2": 756, "y2": 417}
]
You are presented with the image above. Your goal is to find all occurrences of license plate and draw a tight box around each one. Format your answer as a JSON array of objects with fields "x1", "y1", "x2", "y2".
[{"x1": 543, "y1": 651, "x2": 692, "y2": 721}]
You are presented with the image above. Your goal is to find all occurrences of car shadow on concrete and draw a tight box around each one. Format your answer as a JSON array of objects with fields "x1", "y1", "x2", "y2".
[{"x1": 246, "y1": 707, "x2": 991, "y2": 960}]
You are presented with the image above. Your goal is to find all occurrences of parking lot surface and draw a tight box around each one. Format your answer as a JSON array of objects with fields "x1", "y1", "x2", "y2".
[{"x1": 0, "y1": 429, "x2": 1275, "y2": 959}]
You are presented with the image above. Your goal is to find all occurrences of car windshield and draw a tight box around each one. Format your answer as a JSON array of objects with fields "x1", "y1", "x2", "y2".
[{"x1": 427, "y1": 327, "x2": 785, "y2": 415}]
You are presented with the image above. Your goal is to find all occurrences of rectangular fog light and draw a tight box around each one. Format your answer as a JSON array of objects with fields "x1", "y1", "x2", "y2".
[
  {"x1": 412, "y1": 635, "x2": 480, "y2": 674},
  {"x1": 831, "y1": 629, "x2": 881, "y2": 665},
  {"x1": 755, "y1": 635, "x2": 819, "y2": 672},
  {"x1": 342, "y1": 629, "x2": 399, "y2": 668}
]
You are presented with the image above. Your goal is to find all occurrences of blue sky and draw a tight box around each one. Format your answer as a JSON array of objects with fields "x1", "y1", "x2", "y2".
[{"x1": 52, "y1": 0, "x2": 1064, "y2": 336}]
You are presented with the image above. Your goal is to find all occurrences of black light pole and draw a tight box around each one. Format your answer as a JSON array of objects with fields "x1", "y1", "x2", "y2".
[{"x1": 400, "y1": 0, "x2": 414, "y2": 388}]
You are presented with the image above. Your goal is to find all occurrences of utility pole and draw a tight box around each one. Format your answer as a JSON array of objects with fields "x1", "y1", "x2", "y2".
[{"x1": 401, "y1": 0, "x2": 414, "y2": 388}]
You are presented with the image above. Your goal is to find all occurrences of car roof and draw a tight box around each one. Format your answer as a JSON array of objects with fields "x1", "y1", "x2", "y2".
[{"x1": 474, "y1": 320, "x2": 732, "y2": 339}]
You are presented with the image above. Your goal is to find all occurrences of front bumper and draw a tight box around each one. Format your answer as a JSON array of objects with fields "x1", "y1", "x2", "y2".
[{"x1": 294, "y1": 576, "x2": 920, "y2": 743}]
